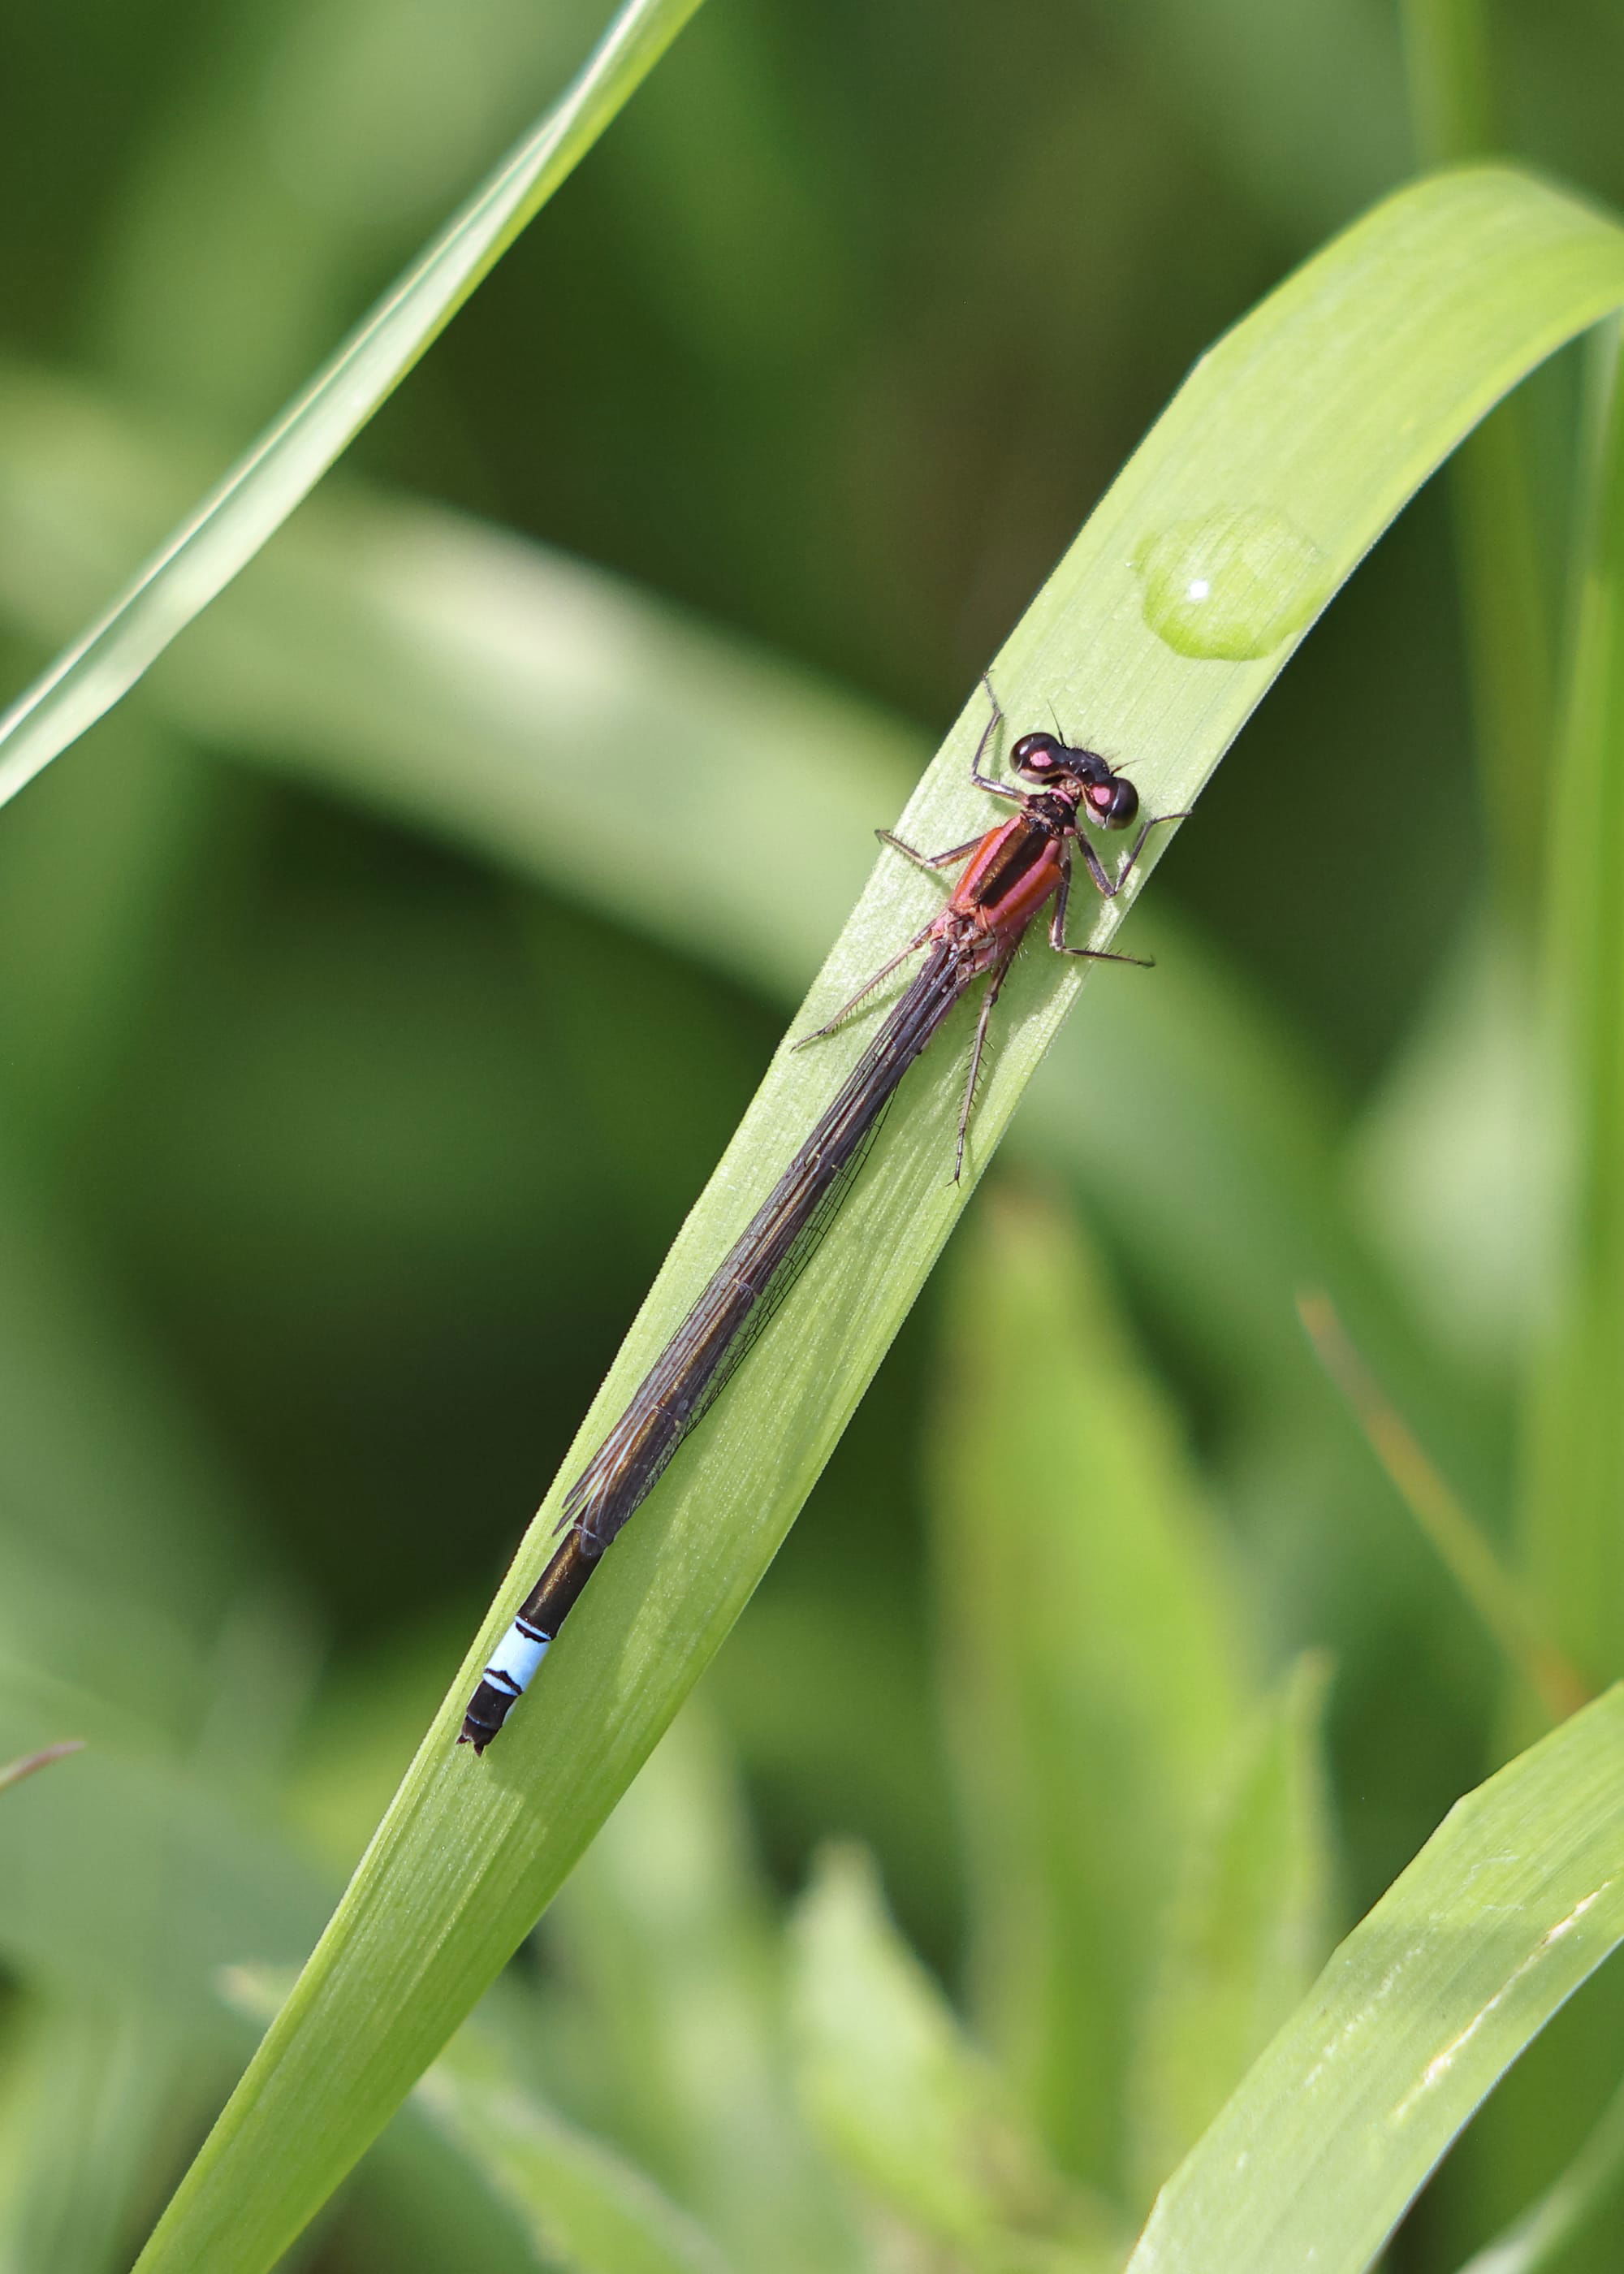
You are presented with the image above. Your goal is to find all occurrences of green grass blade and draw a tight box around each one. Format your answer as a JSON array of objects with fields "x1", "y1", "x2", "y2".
[
  {"x1": 1469, "y1": 318, "x2": 1624, "y2": 2274},
  {"x1": 415, "y1": 2030, "x2": 732, "y2": 2274},
  {"x1": 131, "y1": 169, "x2": 1624, "y2": 2274},
  {"x1": 1121, "y1": 1686, "x2": 1624, "y2": 2274},
  {"x1": 0, "y1": 1998, "x2": 182, "y2": 2274},
  {"x1": 0, "y1": 0, "x2": 702, "y2": 817},
  {"x1": 1520, "y1": 326, "x2": 1624, "y2": 1692},
  {"x1": 92, "y1": 0, "x2": 615, "y2": 420},
  {"x1": 219, "y1": 1968, "x2": 611, "y2": 2274},
  {"x1": 0, "y1": 1662, "x2": 330, "y2": 2012},
  {"x1": 788, "y1": 1844, "x2": 1121, "y2": 2274},
  {"x1": 1399, "y1": 1, "x2": 1556, "y2": 917},
  {"x1": 0, "y1": 1126, "x2": 273, "y2": 1738},
  {"x1": 547, "y1": 1712, "x2": 858, "y2": 2274},
  {"x1": 1401, "y1": 0, "x2": 1496, "y2": 164},
  {"x1": 1127, "y1": 1656, "x2": 1335, "y2": 2205},
  {"x1": 931, "y1": 1191, "x2": 1255, "y2": 2188},
  {"x1": 0, "y1": 712, "x2": 208, "y2": 1152}
]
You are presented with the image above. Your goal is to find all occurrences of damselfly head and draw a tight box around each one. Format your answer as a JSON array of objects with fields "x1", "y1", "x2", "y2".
[{"x1": 1013, "y1": 732, "x2": 1138, "y2": 829}]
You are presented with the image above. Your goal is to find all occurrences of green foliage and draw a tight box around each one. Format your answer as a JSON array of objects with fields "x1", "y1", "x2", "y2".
[
  {"x1": 109, "y1": 166, "x2": 1624, "y2": 2274},
  {"x1": 1126, "y1": 1688, "x2": 1624, "y2": 2274},
  {"x1": 2, "y1": 3, "x2": 1624, "y2": 2272},
  {"x1": 791, "y1": 1843, "x2": 1121, "y2": 2272},
  {"x1": 0, "y1": 0, "x2": 704, "y2": 814}
]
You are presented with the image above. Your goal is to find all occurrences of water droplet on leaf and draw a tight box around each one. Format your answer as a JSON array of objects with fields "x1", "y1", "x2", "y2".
[{"x1": 1134, "y1": 506, "x2": 1329, "y2": 660}]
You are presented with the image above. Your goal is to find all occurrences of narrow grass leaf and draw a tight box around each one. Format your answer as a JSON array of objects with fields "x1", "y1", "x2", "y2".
[
  {"x1": 0, "y1": 0, "x2": 703, "y2": 815},
  {"x1": 1400, "y1": 0, "x2": 1497, "y2": 164},
  {"x1": 547, "y1": 1712, "x2": 857, "y2": 2274},
  {"x1": 229, "y1": 1961, "x2": 732, "y2": 2274},
  {"x1": 1399, "y1": 0, "x2": 1556, "y2": 916},
  {"x1": 1463, "y1": 318, "x2": 1624, "y2": 2274},
  {"x1": 417, "y1": 2032, "x2": 732, "y2": 2274},
  {"x1": 1127, "y1": 1654, "x2": 1335, "y2": 2205},
  {"x1": 1521, "y1": 326, "x2": 1624, "y2": 1694},
  {"x1": 220, "y1": 1967, "x2": 601, "y2": 2274},
  {"x1": 931, "y1": 1190, "x2": 1255, "y2": 2187},
  {"x1": 1123, "y1": 1684, "x2": 1624, "y2": 2274},
  {"x1": 0, "y1": 712, "x2": 209, "y2": 1151},
  {"x1": 1298, "y1": 1296, "x2": 1585, "y2": 1722},
  {"x1": 788, "y1": 1845, "x2": 1121, "y2": 2274},
  {"x1": 0, "y1": 1998, "x2": 183, "y2": 2274},
  {"x1": 133, "y1": 170, "x2": 1624, "y2": 2274},
  {"x1": 0, "y1": 1660, "x2": 330, "y2": 2016},
  {"x1": 92, "y1": 0, "x2": 614, "y2": 418}
]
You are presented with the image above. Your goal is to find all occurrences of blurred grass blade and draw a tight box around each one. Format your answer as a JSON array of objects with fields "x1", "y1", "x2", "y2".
[
  {"x1": 417, "y1": 2029, "x2": 732, "y2": 2274},
  {"x1": 788, "y1": 1844, "x2": 1121, "y2": 2274},
  {"x1": 1127, "y1": 1655, "x2": 1334, "y2": 2205},
  {"x1": 0, "y1": 713, "x2": 211, "y2": 1153},
  {"x1": 1400, "y1": 0, "x2": 1496, "y2": 164},
  {"x1": 931, "y1": 1189, "x2": 1255, "y2": 2188},
  {"x1": 1123, "y1": 1685, "x2": 1624, "y2": 2274},
  {"x1": 1298, "y1": 1294, "x2": 1587, "y2": 1722},
  {"x1": 0, "y1": 361, "x2": 919, "y2": 1000},
  {"x1": 0, "y1": 0, "x2": 702, "y2": 816},
  {"x1": 1453, "y1": 2069, "x2": 1624, "y2": 2274},
  {"x1": 133, "y1": 171, "x2": 1624, "y2": 2274},
  {"x1": 1477, "y1": 318, "x2": 1624, "y2": 2270},
  {"x1": 1142, "y1": 0, "x2": 1406, "y2": 233},
  {"x1": 0, "y1": 1739, "x2": 83, "y2": 1794},
  {"x1": 1521, "y1": 323, "x2": 1624, "y2": 1691},
  {"x1": 94, "y1": 0, "x2": 619, "y2": 421},
  {"x1": 547, "y1": 1711, "x2": 857, "y2": 2274},
  {"x1": 1399, "y1": 0, "x2": 1554, "y2": 914},
  {"x1": 0, "y1": 1998, "x2": 180, "y2": 2274},
  {"x1": 0, "y1": 1659, "x2": 330, "y2": 2014},
  {"x1": 221, "y1": 1967, "x2": 606, "y2": 2274}
]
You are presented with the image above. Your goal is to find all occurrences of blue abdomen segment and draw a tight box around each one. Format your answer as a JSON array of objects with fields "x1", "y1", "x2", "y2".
[
  {"x1": 460, "y1": 1528, "x2": 600, "y2": 1752},
  {"x1": 484, "y1": 1617, "x2": 550, "y2": 1697}
]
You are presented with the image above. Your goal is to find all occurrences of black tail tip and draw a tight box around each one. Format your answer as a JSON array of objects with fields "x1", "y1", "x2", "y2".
[{"x1": 458, "y1": 1723, "x2": 491, "y2": 1755}]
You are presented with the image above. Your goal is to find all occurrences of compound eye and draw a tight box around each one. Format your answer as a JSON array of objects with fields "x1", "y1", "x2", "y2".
[
  {"x1": 1090, "y1": 776, "x2": 1139, "y2": 828},
  {"x1": 1012, "y1": 732, "x2": 1060, "y2": 778}
]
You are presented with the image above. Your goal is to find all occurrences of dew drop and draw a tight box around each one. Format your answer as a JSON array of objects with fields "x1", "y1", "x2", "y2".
[{"x1": 1133, "y1": 505, "x2": 1329, "y2": 660}]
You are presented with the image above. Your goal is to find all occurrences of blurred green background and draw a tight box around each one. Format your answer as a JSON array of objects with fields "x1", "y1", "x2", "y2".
[{"x1": 2, "y1": 0, "x2": 1624, "y2": 2268}]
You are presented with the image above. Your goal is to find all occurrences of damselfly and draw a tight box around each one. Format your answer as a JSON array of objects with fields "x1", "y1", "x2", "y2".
[{"x1": 460, "y1": 683, "x2": 1181, "y2": 1750}]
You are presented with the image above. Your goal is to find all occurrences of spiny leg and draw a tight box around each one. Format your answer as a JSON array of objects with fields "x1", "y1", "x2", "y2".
[
  {"x1": 970, "y1": 672, "x2": 1024, "y2": 804},
  {"x1": 1048, "y1": 858, "x2": 1153, "y2": 966},
  {"x1": 954, "y1": 958, "x2": 1011, "y2": 1182},
  {"x1": 1073, "y1": 808, "x2": 1192, "y2": 900},
  {"x1": 876, "y1": 826, "x2": 984, "y2": 875},
  {"x1": 793, "y1": 920, "x2": 935, "y2": 1048}
]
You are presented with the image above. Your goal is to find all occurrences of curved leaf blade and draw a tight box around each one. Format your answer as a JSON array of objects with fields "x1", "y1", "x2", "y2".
[
  {"x1": 0, "y1": 0, "x2": 702, "y2": 817},
  {"x1": 1125, "y1": 1686, "x2": 1624, "y2": 2274}
]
